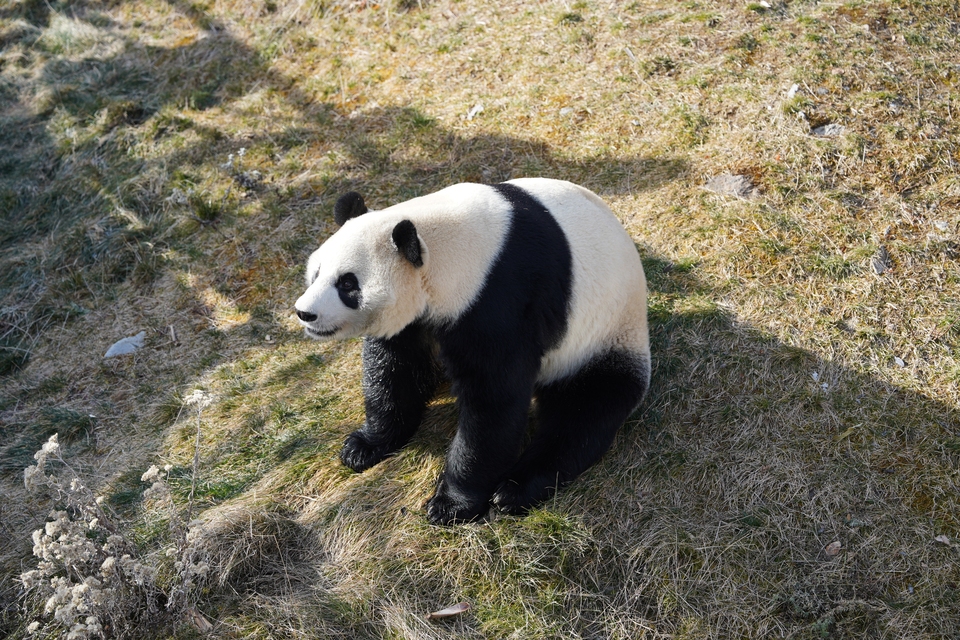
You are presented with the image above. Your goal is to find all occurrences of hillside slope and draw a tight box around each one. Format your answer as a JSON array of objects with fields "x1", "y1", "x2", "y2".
[{"x1": 2, "y1": 1, "x2": 958, "y2": 637}]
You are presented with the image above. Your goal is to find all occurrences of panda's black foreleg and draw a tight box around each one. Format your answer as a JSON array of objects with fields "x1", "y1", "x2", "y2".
[
  {"x1": 425, "y1": 369, "x2": 536, "y2": 525},
  {"x1": 340, "y1": 323, "x2": 440, "y2": 473},
  {"x1": 492, "y1": 350, "x2": 650, "y2": 515}
]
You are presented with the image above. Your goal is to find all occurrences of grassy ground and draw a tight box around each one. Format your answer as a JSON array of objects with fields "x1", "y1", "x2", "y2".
[{"x1": 2, "y1": 0, "x2": 959, "y2": 637}]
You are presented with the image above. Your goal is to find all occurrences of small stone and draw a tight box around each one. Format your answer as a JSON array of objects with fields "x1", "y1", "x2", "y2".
[
  {"x1": 871, "y1": 246, "x2": 891, "y2": 275},
  {"x1": 704, "y1": 174, "x2": 755, "y2": 199},
  {"x1": 812, "y1": 123, "x2": 845, "y2": 137}
]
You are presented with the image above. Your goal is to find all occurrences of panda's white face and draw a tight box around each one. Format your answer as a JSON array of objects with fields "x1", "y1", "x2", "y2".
[{"x1": 294, "y1": 217, "x2": 427, "y2": 340}]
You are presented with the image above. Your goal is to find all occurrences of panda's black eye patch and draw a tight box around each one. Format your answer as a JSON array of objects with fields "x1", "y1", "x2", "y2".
[
  {"x1": 336, "y1": 272, "x2": 361, "y2": 309},
  {"x1": 337, "y1": 273, "x2": 358, "y2": 291}
]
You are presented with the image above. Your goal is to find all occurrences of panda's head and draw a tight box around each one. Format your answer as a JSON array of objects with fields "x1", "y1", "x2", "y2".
[{"x1": 294, "y1": 192, "x2": 427, "y2": 340}]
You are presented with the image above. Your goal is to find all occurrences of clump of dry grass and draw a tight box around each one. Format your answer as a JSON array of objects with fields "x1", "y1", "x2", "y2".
[{"x1": 2, "y1": 0, "x2": 959, "y2": 637}]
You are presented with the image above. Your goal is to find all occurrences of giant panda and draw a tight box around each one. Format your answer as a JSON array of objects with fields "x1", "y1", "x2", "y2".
[{"x1": 294, "y1": 178, "x2": 650, "y2": 525}]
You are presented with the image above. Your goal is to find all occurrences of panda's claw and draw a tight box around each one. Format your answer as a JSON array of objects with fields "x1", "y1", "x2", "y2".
[
  {"x1": 339, "y1": 430, "x2": 391, "y2": 472},
  {"x1": 490, "y1": 479, "x2": 527, "y2": 515},
  {"x1": 425, "y1": 494, "x2": 484, "y2": 525}
]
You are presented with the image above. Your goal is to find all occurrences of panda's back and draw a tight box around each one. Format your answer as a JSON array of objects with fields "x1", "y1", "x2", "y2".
[
  {"x1": 504, "y1": 179, "x2": 649, "y2": 384},
  {"x1": 403, "y1": 179, "x2": 647, "y2": 384}
]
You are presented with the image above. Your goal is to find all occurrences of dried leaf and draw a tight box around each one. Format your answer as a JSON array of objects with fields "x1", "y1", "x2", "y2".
[
  {"x1": 934, "y1": 534, "x2": 952, "y2": 546},
  {"x1": 836, "y1": 426, "x2": 857, "y2": 442},
  {"x1": 872, "y1": 245, "x2": 892, "y2": 275},
  {"x1": 426, "y1": 602, "x2": 471, "y2": 620},
  {"x1": 825, "y1": 541, "x2": 842, "y2": 556}
]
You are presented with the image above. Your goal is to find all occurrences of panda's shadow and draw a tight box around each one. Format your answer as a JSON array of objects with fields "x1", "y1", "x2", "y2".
[{"x1": 547, "y1": 245, "x2": 960, "y2": 550}]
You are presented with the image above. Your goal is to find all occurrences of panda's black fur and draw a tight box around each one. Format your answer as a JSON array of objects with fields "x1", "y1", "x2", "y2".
[{"x1": 296, "y1": 179, "x2": 650, "y2": 524}]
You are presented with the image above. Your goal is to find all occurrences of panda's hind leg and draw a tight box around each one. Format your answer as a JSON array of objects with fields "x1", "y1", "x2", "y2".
[
  {"x1": 492, "y1": 349, "x2": 649, "y2": 515},
  {"x1": 340, "y1": 322, "x2": 440, "y2": 472}
]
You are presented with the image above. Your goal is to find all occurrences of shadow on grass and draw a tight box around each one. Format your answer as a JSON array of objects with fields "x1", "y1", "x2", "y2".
[{"x1": 538, "y1": 246, "x2": 960, "y2": 637}]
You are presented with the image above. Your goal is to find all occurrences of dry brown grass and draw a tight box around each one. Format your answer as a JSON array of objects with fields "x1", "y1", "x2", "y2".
[{"x1": 2, "y1": 0, "x2": 959, "y2": 637}]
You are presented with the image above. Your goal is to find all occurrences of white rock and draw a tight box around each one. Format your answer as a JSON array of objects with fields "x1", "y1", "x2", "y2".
[
  {"x1": 104, "y1": 331, "x2": 146, "y2": 358},
  {"x1": 704, "y1": 174, "x2": 755, "y2": 199}
]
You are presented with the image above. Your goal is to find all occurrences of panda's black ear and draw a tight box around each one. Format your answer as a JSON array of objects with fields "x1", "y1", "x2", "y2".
[
  {"x1": 392, "y1": 220, "x2": 423, "y2": 268},
  {"x1": 334, "y1": 192, "x2": 368, "y2": 226}
]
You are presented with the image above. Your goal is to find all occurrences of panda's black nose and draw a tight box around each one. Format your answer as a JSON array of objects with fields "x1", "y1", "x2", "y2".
[{"x1": 296, "y1": 309, "x2": 318, "y2": 322}]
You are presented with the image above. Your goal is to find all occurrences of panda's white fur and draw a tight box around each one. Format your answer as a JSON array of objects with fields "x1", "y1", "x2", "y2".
[
  {"x1": 295, "y1": 178, "x2": 648, "y2": 384},
  {"x1": 295, "y1": 178, "x2": 650, "y2": 524}
]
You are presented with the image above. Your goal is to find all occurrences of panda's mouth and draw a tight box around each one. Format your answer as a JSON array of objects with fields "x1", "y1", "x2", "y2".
[{"x1": 305, "y1": 326, "x2": 340, "y2": 339}]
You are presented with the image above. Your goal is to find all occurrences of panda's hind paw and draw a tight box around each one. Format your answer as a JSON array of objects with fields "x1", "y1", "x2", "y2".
[{"x1": 339, "y1": 430, "x2": 391, "y2": 472}]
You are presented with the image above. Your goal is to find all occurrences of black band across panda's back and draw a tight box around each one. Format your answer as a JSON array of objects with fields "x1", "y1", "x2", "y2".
[{"x1": 483, "y1": 182, "x2": 573, "y2": 353}]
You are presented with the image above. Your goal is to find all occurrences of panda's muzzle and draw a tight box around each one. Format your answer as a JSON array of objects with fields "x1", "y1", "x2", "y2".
[
  {"x1": 305, "y1": 326, "x2": 339, "y2": 338},
  {"x1": 295, "y1": 309, "x2": 340, "y2": 338}
]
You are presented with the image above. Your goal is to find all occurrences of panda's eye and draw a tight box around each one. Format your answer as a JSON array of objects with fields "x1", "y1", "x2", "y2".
[{"x1": 337, "y1": 273, "x2": 358, "y2": 292}]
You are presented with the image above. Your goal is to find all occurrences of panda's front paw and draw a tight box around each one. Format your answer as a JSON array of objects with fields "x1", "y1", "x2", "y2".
[
  {"x1": 425, "y1": 478, "x2": 487, "y2": 525},
  {"x1": 339, "y1": 430, "x2": 390, "y2": 472}
]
